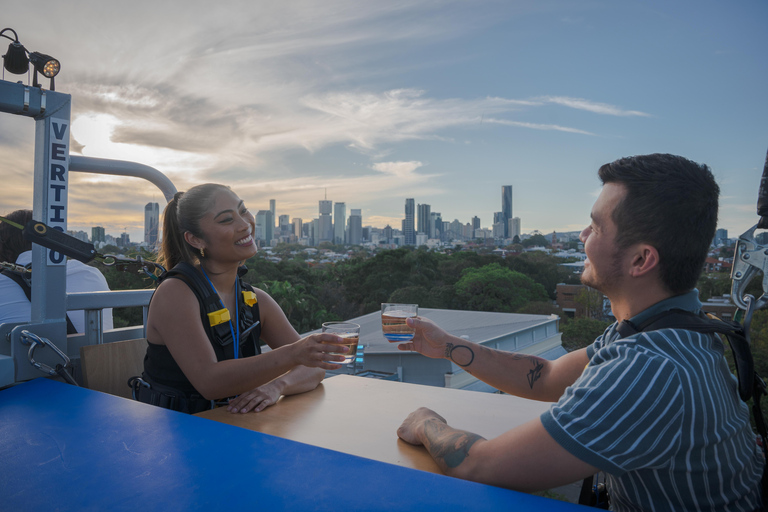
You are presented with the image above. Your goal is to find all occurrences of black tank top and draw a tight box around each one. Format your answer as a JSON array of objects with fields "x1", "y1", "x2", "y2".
[{"x1": 143, "y1": 265, "x2": 261, "y2": 398}]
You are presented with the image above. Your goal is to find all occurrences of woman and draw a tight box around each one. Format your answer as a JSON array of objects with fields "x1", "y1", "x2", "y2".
[{"x1": 137, "y1": 184, "x2": 345, "y2": 414}]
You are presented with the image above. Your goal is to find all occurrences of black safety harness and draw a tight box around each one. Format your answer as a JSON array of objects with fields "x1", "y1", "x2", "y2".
[
  {"x1": 1, "y1": 266, "x2": 77, "y2": 335},
  {"x1": 129, "y1": 262, "x2": 262, "y2": 414},
  {"x1": 579, "y1": 309, "x2": 767, "y2": 510}
]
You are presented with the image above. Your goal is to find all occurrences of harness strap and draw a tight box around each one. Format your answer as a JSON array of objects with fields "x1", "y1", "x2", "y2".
[
  {"x1": 128, "y1": 375, "x2": 213, "y2": 414},
  {"x1": 579, "y1": 308, "x2": 767, "y2": 510}
]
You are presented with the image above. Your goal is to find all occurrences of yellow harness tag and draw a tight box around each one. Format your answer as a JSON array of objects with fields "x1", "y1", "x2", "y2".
[
  {"x1": 242, "y1": 290, "x2": 257, "y2": 307},
  {"x1": 208, "y1": 308, "x2": 231, "y2": 327}
]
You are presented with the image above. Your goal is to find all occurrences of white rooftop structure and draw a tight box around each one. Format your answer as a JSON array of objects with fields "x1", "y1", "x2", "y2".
[{"x1": 309, "y1": 308, "x2": 565, "y2": 393}]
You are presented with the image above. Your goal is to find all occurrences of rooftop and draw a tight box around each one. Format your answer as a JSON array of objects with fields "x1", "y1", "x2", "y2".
[{"x1": 308, "y1": 308, "x2": 559, "y2": 355}]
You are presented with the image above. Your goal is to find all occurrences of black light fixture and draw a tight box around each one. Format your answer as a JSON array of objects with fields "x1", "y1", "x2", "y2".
[
  {"x1": 1, "y1": 28, "x2": 60, "y2": 90},
  {"x1": 1, "y1": 28, "x2": 29, "y2": 74},
  {"x1": 29, "y1": 51, "x2": 60, "y2": 90}
]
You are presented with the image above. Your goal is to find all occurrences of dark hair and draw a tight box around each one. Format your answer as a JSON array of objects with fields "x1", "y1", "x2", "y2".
[
  {"x1": 0, "y1": 209, "x2": 33, "y2": 263},
  {"x1": 158, "y1": 184, "x2": 231, "y2": 270},
  {"x1": 598, "y1": 154, "x2": 719, "y2": 295}
]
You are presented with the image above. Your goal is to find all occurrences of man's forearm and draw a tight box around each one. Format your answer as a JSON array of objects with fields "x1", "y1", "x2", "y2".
[
  {"x1": 442, "y1": 341, "x2": 564, "y2": 401},
  {"x1": 421, "y1": 418, "x2": 486, "y2": 476}
]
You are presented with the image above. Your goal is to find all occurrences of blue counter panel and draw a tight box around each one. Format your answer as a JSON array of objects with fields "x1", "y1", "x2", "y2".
[{"x1": 0, "y1": 379, "x2": 584, "y2": 511}]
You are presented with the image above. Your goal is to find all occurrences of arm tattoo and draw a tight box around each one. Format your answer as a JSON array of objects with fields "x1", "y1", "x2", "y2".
[
  {"x1": 423, "y1": 419, "x2": 485, "y2": 469},
  {"x1": 511, "y1": 354, "x2": 546, "y2": 389},
  {"x1": 444, "y1": 343, "x2": 475, "y2": 367}
]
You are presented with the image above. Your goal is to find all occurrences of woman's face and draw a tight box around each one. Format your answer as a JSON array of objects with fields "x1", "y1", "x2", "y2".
[{"x1": 194, "y1": 189, "x2": 257, "y2": 263}]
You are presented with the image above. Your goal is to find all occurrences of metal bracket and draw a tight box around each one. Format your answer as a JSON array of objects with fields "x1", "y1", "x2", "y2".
[{"x1": 731, "y1": 224, "x2": 768, "y2": 310}]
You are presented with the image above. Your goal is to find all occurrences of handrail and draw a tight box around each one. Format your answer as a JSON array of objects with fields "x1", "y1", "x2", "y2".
[{"x1": 69, "y1": 156, "x2": 177, "y2": 203}]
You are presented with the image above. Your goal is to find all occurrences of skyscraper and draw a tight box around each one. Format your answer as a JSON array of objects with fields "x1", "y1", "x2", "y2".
[
  {"x1": 334, "y1": 202, "x2": 346, "y2": 245},
  {"x1": 255, "y1": 210, "x2": 274, "y2": 243},
  {"x1": 347, "y1": 209, "x2": 362, "y2": 245},
  {"x1": 502, "y1": 185, "x2": 513, "y2": 238},
  {"x1": 417, "y1": 203, "x2": 431, "y2": 238},
  {"x1": 269, "y1": 199, "x2": 276, "y2": 230},
  {"x1": 430, "y1": 211, "x2": 442, "y2": 240},
  {"x1": 144, "y1": 202, "x2": 159, "y2": 246},
  {"x1": 278, "y1": 215, "x2": 290, "y2": 236},
  {"x1": 91, "y1": 226, "x2": 105, "y2": 245},
  {"x1": 292, "y1": 218, "x2": 303, "y2": 238},
  {"x1": 404, "y1": 198, "x2": 415, "y2": 245},
  {"x1": 510, "y1": 217, "x2": 522, "y2": 240},
  {"x1": 319, "y1": 200, "x2": 333, "y2": 243}
]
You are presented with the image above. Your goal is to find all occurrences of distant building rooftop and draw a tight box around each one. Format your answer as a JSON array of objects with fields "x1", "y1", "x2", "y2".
[{"x1": 307, "y1": 308, "x2": 565, "y2": 392}]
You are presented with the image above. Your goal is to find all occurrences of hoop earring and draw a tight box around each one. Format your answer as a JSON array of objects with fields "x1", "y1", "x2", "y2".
[{"x1": 200, "y1": 247, "x2": 205, "y2": 258}]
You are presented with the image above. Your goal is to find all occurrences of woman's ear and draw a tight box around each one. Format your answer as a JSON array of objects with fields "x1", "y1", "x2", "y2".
[{"x1": 183, "y1": 231, "x2": 205, "y2": 252}]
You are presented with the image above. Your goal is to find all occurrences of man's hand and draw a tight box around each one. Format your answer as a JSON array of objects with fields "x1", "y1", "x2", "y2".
[
  {"x1": 396, "y1": 317, "x2": 455, "y2": 359},
  {"x1": 397, "y1": 407, "x2": 447, "y2": 445}
]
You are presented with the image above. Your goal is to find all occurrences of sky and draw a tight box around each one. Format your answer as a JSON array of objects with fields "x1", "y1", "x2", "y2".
[{"x1": 0, "y1": 0, "x2": 766, "y2": 243}]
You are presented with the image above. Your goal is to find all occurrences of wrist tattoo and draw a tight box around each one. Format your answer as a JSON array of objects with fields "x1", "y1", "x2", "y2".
[
  {"x1": 445, "y1": 343, "x2": 475, "y2": 367},
  {"x1": 423, "y1": 419, "x2": 485, "y2": 469}
]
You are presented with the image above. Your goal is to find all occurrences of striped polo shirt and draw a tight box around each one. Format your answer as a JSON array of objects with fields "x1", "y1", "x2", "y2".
[{"x1": 541, "y1": 290, "x2": 764, "y2": 511}]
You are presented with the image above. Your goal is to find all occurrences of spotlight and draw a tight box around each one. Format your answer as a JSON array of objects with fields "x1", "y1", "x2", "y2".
[
  {"x1": 1, "y1": 28, "x2": 29, "y2": 75},
  {"x1": 29, "y1": 52, "x2": 60, "y2": 78},
  {"x1": 0, "y1": 28, "x2": 60, "y2": 90}
]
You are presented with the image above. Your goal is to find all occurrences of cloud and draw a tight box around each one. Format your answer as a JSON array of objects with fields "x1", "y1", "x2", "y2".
[
  {"x1": 483, "y1": 118, "x2": 596, "y2": 135},
  {"x1": 371, "y1": 161, "x2": 424, "y2": 177},
  {"x1": 537, "y1": 96, "x2": 651, "y2": 117}
]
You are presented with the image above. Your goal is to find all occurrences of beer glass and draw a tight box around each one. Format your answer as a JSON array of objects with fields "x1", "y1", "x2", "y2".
[
  {"x1": 381, "y1": 303, "x2": 418, "y2": 342},
  {"x1": 322, "y1": 322, "x2": 360, "y2": 364}
]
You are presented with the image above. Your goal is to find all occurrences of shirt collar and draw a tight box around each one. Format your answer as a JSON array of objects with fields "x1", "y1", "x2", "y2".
[{"x1": 628, "y1": 289, "x2": 702, "y2": 327}]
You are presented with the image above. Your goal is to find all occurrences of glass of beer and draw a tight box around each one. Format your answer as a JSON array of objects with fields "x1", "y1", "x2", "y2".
[
  {"x1": 381, "y1": 303, "x2": 418, "y2": 342},
  {"x1": 321, "y1": 322, "x2": 360, "y2": 364}
]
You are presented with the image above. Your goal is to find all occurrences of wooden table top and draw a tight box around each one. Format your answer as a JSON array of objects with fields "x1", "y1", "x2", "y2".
[{"x1": 196, "y1": 374, "x2": 552, "y2": 474}]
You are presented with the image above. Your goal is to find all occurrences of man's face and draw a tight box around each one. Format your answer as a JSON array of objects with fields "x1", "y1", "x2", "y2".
[{"x1": 579, "y1": 183, "x2": 627, "y2": 295}]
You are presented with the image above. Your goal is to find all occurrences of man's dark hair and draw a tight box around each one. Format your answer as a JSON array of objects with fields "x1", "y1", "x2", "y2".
[
  {"x1": 0, "y1": 209, "x2": 33, "y2": 263},
  {"x1": 598, "y1": 154, "x2": 719, "y2": 295}
]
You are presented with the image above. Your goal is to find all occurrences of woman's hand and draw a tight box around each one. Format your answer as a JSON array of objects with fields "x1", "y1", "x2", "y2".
[
  {"x1": 396, "y1": 316, "x2": 453, "y2": 359},
  {"x1": 289, "y1": 332, "x2": 348, "y2": 370},
  {"x1": 226, "y1": 382, "x2": 282, "y2": 414}
]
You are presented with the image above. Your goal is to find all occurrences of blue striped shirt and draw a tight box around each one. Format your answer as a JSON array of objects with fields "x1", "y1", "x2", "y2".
[{"x1": 541, "y1": 291, "x2": 764, "y2": 511}]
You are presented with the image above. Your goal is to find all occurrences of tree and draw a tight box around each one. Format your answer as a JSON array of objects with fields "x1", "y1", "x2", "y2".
[
  {"x1": 561, "y1": 317, "x2": 610, "y2": 352},
  {"x1": 521, "y1": 234, "x2": 550, "y2": 248},
  {"x1": 454, "y1": 263, "x2": 548, "y2": 313},
  {"x1": 575, "y1": 287, "x2": 605, "y2": 319}
]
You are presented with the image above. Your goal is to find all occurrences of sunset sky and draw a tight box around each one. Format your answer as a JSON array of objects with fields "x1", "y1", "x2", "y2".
[{"x1": 1, "y1": 0, "x2": 766, "y2": 242}]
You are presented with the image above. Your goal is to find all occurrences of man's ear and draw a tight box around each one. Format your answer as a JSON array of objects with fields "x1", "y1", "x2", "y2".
[
  {"x1": 628, "y1": 244, "x2": 660, "y2": 278},
  {"x1": 183, "y1": 231, "x2": 204, "y2": 251}
]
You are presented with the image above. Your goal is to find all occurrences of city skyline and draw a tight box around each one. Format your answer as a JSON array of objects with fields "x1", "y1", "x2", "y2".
[{"x1": 1, "y1": 1, "x2": 765, "y2": 242}]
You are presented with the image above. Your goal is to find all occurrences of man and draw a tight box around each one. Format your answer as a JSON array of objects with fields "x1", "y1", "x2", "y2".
[
  {"x1": 397, "y1": 154, "x2": 764, "y2": 510},
  {"x1": 0, "y1": 209, "x2": 114, "y2": 332}
]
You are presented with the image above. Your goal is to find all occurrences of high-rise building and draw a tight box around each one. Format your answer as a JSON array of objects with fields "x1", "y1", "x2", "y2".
[
  {"x1": 144, "y1": 202, "x2": 159, "y2": 246},
  {"x1": 319, "y1": 200, "x2": 333, "y2": 243},
  {"x1": 278, "y1": 215, "x2": 290, "y2": 236},
  {"x1": 404, "y1": 198, "x2": 415, "y2": 245},
  {"x1": 347, "y1": 209, "x2": 362, "y2": 245},
  {"x1": 417, "y1": 203, "x2": 431, "y2": 238},
  {"x1": 510, "y1": 217, "x2": 522, "y2": 240},
  {"x1": 269, "y1": 199, "x2": 276, "y2": 230},
  {"x1": 255, "y1": 210, "x2": 274, "y2": 243},
  {"x1": 714, "y1": 228, "x2": 728, "y2": 246},
  {"x1": 430, "y1": 212, "x2": 442, "y2": 240},
  {"x1": 334, "y1": 202, "x2": 346, "y2": 245},
  {"x1": 91, "y1": 226, "x2": 106, "y2": 245},
  {"x1": 471, "y1": 216, "x2": 481, "y2": 231},
  {"x1": 292, "y1": 218, "x2": 303, "y2": 238},
  {"x1": 502, "y1": 185, "x2": 513, "y2": 238},
  {"x1": 311, "y1": 218, "x2": 320, "y2": 246}
]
